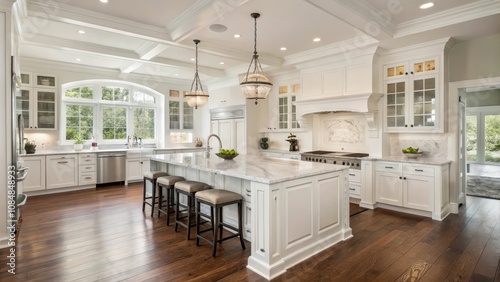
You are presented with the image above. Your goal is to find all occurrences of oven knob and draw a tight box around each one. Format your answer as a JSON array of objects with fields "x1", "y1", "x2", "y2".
[
  {"x1": 333, "y1": 160, "x2": 337, "y2": 164},
  {"x1": 342, "y1": 161, "x2": 346, "y2": 165},
  {"x1": 323, "y1": 159, "x2": 326, "y2": 163},
  {"x1": 356, "y1": 163, "x2": 360, "y2": 167}
]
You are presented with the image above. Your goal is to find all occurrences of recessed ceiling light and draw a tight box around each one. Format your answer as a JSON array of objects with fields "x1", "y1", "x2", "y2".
[
  {"x1": 78, "y1": 30, "x2": 86, "y2": 34},
  {"x1": 75, "y1": 58, "x2": 81, "y2": 61},
  {"x1": 219, "y1": 62, "x2": 224, "y2": 65},
  {"x1": 313, "y1": 38, "x2": 321, "y2": 42},
  {"x1": 234, "y1": 34, "x2": 241, "y2": 38},
  {"x1": 190, "y1": 58, "x2": 195, "y2": 61},
  {"x1": 209, "y1": 24, "x2": 227, "y2": 33},
  {"x1": 280, "y1": 47, "x2": 287, "y2": 51},
  {"x1": 420, "y1": 2, "x2": 434, "y2": 9},
  {"x1": 100, "y1": 0, "x2": 108, "y2": 3}
]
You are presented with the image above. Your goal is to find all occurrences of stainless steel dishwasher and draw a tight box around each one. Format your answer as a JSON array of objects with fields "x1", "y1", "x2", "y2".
[{"x1": 97, "y1": 152, "x2": 126, "y2": 184}]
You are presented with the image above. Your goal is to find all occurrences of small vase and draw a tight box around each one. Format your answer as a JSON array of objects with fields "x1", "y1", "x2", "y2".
[
  {"x1": 25, "y1": 148, "x2": 36, "y2": 154},
  {"x1": 74, "y1": 144, "x2": 84, "y2": 151}
]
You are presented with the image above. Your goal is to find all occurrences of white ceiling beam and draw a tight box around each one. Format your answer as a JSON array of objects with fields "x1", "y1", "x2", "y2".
[
  {"x1": 25, "y1": 34, "x2": 226, "y2": 77},
  {"x1": 135, "y1": 42, "x2": 170, "y2": 60},
  {"x1": 304, "y1": 0, "x2": 395, "y2": 41}
]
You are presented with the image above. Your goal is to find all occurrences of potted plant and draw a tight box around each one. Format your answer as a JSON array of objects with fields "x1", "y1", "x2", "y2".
[
  {"x1": 24, "y1": 140, "x2": 37, "y2": 154},
  {"x1": 74, "y1": 135, "x2": 84, "y2": 151}
]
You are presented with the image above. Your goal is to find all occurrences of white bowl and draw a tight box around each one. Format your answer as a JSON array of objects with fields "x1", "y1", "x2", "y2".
[{"x1": 403, "y1": 152, "x2": 423, "y2": 159}]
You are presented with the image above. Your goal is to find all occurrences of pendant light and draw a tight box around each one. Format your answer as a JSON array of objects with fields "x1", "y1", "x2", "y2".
[
  {"x1": 240, "y1": 13, "x2": 273, "y2": 105},
  {"x1": 184, "y1": 39, "x2": 209, "y2": 109}
]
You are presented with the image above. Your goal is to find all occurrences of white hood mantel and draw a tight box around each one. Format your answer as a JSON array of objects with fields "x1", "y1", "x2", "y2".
[
  {"x1": 293, "y1": 93, "x2": 384, "y2": 134},
  {"x1": 294, "y1": 93, "x2": 383, "y2": 116}
]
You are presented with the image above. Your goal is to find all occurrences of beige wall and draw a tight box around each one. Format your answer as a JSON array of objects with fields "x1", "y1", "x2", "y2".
[{"x1": 449, "y1": 34, "x2": 500, "y2": 82}]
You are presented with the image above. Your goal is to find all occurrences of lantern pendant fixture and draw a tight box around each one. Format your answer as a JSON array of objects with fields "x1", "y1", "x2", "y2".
[
  {"x1": 184, "y1": 39, "x2": 209, "y2": 109},
  {"x1": 240, "y1": 13, "x2": 273, "y2": 105}
]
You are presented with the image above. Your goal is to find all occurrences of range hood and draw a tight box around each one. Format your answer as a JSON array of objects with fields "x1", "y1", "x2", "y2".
[
  {"x1": 293, "y1": 93, "x2": 383, "y2": 134},
  {"x1": 294, "y1": 93, "x2": 383, "y2": 115}
]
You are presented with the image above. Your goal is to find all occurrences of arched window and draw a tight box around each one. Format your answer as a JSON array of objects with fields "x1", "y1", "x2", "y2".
[{"x1": 61, "y1": 80, "x2": 164, "y2": 146}]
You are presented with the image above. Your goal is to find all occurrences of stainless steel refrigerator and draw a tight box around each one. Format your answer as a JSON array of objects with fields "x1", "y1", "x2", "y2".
[{"x1": 11, "y1": 56, "x2": 28, "y2": 227}]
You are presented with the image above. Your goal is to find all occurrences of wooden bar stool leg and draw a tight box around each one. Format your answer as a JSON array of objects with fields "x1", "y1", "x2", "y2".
[
  {"x1": 212, "y1": 205, "x2": 220, "y2": 257},
  {"x1": 174, "y1": 190, "x2": 180, "y2": 232},
  {"x1": 157, "y1": 183, "x2": 163, "y2": 218},
  {"x1": 238, "y1": 202, "x2": 246, "y2": 250},
  {"x1": 150, "y1": 180, "x2": 156, "y2": 217},
  {"x1": 196, "y1": 200, "x2": 201, "y2": 246},
  {"x1": 166, "y1": 185, "x2": 172, "y2": 226},
  {"x1": 142, "y1": 178, "x2": 147, "y2": 211},
  {"x1": 219, "y1": 206, "x2": 224, "y2": 243},
  {"x1": 186, "y1": 193, "x2": 192, "y2": 240}
]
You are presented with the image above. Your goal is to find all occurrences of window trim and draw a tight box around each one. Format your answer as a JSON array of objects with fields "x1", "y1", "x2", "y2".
[{"x1": 60, "y1": 80, "x2": 164, "y2": 146}]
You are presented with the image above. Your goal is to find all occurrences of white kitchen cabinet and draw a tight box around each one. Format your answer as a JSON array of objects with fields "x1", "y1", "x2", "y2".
[
  {"x1": 126, "y1": 149, "x2": 152, "y2": 183},
  {"x1": 19, "y1": 155, "x2": 46, "y2": 192},
  {"x1": 46, "y1": 154, "x2": 78, "y2": 189},
  {"x1": 348, "y1": 169, "x2": 361, "y2": 199},
  {"x1": 381, "y1": 40, "x2": 451, "y2": 134},
  {"x1": 17, "y1": 87, "x2": 57, "y2": 130},
  {"x1": 208, "y1": 87, "x2": 246, "y2": 109},
  {"x1": 78, "y1": 153, "x2": 96, "y2": 186},
  {"x1": 211, "y1": 118, "x2": 245, "y2": 154},
  {"x1": 373, "y1": 160, "x2": 449, "y2": 219},
  {"x1": 17, "y1": 73, "x2": 57, "y2": 130}
]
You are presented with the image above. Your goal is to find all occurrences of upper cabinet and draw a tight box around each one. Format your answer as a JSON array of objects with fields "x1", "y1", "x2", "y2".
[
  {"x1": 301, "y1": 64, "x2": 374, "y2": 100},
  {"x1": 263, "y1": 78, "x2": 301, "y2": 132},
  {"x1": 381, "y1": 38, "x2": 454, "y2": 134},
  {"x1": 208, "y1": 85, "x2": 246, "y2": 109},
  {"x1": 383, "y1": 58, "x2": 440, "y2": 133},
  {"x1": 17, "y1": 73, "x2": 57, "y2": 130}
]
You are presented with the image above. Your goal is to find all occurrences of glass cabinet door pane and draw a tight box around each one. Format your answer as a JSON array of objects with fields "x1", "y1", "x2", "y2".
[
  {"x1": 425, "y1": 60, "x2": 435, "y2": 71},
  {"x1": 37, "y1": 91, "x2": 55, "y2": 102},
  {"x1": 37, "y1": 112, "x2": 55, "y2": 128},
  {"x1": 414, "y1": 116, "x2": 424, "y2": 127},
  {"x1": 396, "y1": 65, "x2": 405, "y2": 76},
  {"x1": 387, "y1": 67, "x2": 395, "y2": 77}
]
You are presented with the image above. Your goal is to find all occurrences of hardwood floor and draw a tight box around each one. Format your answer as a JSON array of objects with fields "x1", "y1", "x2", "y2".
[{"x1": 1, "y1": 183, "x2": 499, "y2": 281}]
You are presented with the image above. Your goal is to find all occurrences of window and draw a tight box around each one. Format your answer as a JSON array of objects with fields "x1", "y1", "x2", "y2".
[
  {"x1": 102, "y1": 86, "x2": 129, "y2": 102},
  {"x1": 168, "y1": 90, "x2": 194, "y2": 144},
  {"x1": 102, "y1": 107, "x2": 127, "y2": 140},
  {"x1": 61, "y1": 80, "x2": 163, "y2": 145},
  {"x1": 278, "y1": 83, "x2": 300, "y2": 130},
  {"x1": 134, "y1": 108, "x2": 155, "y2": 139},
  {"x1": 65, "y1": 104, "x2": 94, "y2": 140},
  {"x1": 65, "y1": 86, "x2": 94, "y2": 99},
  {"x1": 467, "y1": 107, "x2": 500, "y2": 164}
]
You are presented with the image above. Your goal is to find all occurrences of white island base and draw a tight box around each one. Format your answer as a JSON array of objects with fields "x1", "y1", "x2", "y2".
[{"x1": 150, "y1": 153, "x2": 351, "y2": 280}]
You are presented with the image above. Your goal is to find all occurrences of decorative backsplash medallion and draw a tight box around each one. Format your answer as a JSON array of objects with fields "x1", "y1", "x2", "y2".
[{"x1": 322, "y1": 118, "x2": 366, "y2": 144}]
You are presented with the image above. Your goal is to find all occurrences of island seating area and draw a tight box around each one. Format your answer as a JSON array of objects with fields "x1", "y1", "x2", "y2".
[{"x1": 149, "y1": 152, "x2": 351, "y2": 280}]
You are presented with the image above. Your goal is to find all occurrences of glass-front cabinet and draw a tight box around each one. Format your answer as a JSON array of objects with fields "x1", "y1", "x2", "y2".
[
  {"x1": 384, "y1": 58, "x2": 441, "y2": 133},
  {"x1": 17, "y1": 73, "x2": 57, "y2": 130}
]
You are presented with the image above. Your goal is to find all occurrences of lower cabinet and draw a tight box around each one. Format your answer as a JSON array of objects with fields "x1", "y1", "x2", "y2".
[
  {"x1": 373, "y1": 160, "x2": 449, "y2": 219},
  {"x1": 348, "y1": 169, "x2": 361, "y2": 199},
  {"x1": 46, "y1": 154, "x2": 78, "y2": 189},
  {"x1": 126, "y1": 149, "x2": 152, "y2": 183},
  {"x1": 20, "y1": 155, "x2": 46, "y2": 192},
  {"x1": 78, "y1": 153, "x2": 96, "y2": 185}
]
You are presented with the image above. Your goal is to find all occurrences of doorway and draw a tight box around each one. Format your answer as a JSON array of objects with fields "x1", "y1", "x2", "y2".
[{"x1": 463, "y1": 92, "x2": 500, "y2": 199}]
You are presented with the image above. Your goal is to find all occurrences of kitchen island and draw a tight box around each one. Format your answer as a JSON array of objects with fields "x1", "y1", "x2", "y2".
[{"x1": 150, "y1": 152, "x2": 351, "y2": 280}]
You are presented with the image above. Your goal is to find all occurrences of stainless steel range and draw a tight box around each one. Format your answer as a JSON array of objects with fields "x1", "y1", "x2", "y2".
[{"x1": 300, "y1": 150, "x2": 369, "y2": 170}]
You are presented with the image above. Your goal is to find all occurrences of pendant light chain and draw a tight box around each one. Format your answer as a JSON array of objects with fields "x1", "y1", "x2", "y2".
[{"x1": 185, "y1": 39, "x2": 208, "y2": 109}]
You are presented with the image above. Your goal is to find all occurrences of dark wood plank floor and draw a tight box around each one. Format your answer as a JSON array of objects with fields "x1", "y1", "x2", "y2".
[{"x1": 1, "y1": 183, "x2": 499, "y2": 281}]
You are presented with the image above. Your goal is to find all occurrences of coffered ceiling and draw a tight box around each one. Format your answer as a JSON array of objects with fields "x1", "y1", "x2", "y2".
[{"x1": 13, "y1": 0, "x2": 500, "y2": 85}]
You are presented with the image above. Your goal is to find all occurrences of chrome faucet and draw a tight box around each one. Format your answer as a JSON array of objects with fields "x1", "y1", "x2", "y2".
[{"x1": 205, "y1": 134, "x2": 222, "y2": 158}]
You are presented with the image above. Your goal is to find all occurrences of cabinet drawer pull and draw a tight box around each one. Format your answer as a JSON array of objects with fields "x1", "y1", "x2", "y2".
[
  {"x1": 349, "y1": 188, "x2": 355, "y2": 191},
  {"x1": 385, "y1": 166, "x2": 394, "y2": 169},
  {"x1": 349, "y1": 173, "x2": 355, "y2": 176},
  {"x1": 58, "y1": 161, "x2": 68, "y2": 164},
  {"x1": 85, "y1": 177, "x2": 92, "y2": 180},
  {"x1": 260, "y1": 248, "x2": 265, "y2": 252},
  {"x1": 246, "y1": 193, "x2": 251, "y2": 197},
  {"x1": 415, "y1": 169, "x2": 424, "y2": 172},
  {"x1": 86, "y1": 166, "x2": 92, "y2": 169}
]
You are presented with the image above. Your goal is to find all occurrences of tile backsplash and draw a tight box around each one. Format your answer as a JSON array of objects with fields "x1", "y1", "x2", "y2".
[{"x1": 390, "y1": 135, "x2": 448, "y2": 158}]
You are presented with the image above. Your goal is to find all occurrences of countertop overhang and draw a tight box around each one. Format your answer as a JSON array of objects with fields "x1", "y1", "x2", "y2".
[{"x1": 150, "y1": 152, "x2": 348, "y2": 184}]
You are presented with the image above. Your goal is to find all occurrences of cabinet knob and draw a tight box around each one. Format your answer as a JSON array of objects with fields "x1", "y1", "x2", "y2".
[
  {"x1": 405, "y1": 72, "x2": 408, "y2": 75},
  {"x1": 399, "y1": 176, "x2": 402, "y2": 179},
  {"x1": 410, "y1": 71, "x2": 414, "y2": 75},
  {"x1": 405, "y1": 125, "x2": 408, "y2": 127},
  {"x1": 410, "y1": 124, "x2": 414, "y2": 127},
  {"x1": 403, "y1": 177, "x2": 407, "y2": 180}
]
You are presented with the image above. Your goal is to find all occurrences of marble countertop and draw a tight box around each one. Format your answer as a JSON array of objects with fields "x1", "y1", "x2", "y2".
[
  {"x1": 150, "y1": 152, "x2": 348, "y2": 184},
  {"x1": 20, "y1": 146, "x2": 204, "y2": 157},
  {"x1": 363, "y1": 156, "x2": 452, "y2": 166}
]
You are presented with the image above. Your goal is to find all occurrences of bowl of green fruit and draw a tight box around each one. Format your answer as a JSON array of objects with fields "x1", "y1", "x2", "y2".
[
  {"x1": 216, "y1": 148, "x2": 239, "y2": 160},
  {"x1": 402, "y1": 147, "x2": 423, "y2": 159}
]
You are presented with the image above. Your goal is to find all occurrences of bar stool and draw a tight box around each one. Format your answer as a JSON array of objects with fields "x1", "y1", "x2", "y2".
[
  {"x1": 174, "y1": 181, "x2": 212, "y2": 239},
  {"x1": 157, "y1": 175, "x2": 185, "y2": 225},
  {"x1": 142, "y1": 171, "x2": 168, "y2": 217},
  {"x1": 195, "y1": 189, "x2": 246, "y2": 257}
]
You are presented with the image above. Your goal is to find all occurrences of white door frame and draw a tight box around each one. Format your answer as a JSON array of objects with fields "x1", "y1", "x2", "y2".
[{"x1": 448, "y1": 76, "x2": 500, "y2": 213}]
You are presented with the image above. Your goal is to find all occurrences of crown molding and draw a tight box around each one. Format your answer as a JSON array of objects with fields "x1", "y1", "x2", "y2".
[
  {"x1": 26, "y1": 0, "x2": 171, "y2": 42},
  {"x1": 379, "y1": 37, "x2": 454, "y2": 59},
  {"x1": 395, "y1": 0, "x2": 500, "y2": 38}
]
